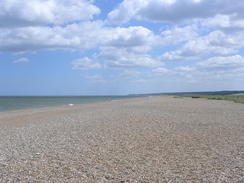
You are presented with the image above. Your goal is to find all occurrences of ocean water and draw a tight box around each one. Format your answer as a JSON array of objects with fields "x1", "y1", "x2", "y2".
[{"x1": 0, "y1": 96, "x2": 135, "y2": 112}]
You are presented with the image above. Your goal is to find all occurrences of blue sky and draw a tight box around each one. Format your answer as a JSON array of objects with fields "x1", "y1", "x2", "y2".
[{"x1": 0, "y1": 0, "x2": 244, "y2": 95}]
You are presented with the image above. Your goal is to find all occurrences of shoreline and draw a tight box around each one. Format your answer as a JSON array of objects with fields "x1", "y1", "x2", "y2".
[
  {"x1": 1, "y1": 94, "x2": 242, "y2": 114},
  {"x1": 0, "y1": 95, "x2": 144, "y2": 114},
  {"x1": 0, "y1": 96, "x2": 147, "y2": 127}
]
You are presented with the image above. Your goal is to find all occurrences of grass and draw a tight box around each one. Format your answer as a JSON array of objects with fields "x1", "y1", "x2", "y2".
[{"x1": 176, "y1": 93, "x2": 244, "y2": 104}]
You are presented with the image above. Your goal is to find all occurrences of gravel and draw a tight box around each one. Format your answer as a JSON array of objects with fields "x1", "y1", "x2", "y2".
[{"x1": 0, "y1": 96, "x2": 243, "y2": 182}]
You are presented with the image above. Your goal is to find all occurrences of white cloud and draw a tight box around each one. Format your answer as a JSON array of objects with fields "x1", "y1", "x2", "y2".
[
  {"x1": 197, "y1": 55, "x2": 244, "y2": 71},
  {"x1": 1, "y1": 22, "x2": 162, "y2": 69},
  {"x1": 67, "y1": 25, "x2": 162, "y2": 70},
  {"x1": 108, "y1": 0, "x2": 244, "y2": 24},
  {"x1": 96, "y1": 26, "x2": 161, "y2": 68},
  {"x1": 203, "y1": 14, "x2": 244, "y2": 31},
  {"x1": 72, "y1": 57, "x2": 101, "y2": 70},
  {"x1": 71, "y1": 41, "x2": 162, "y2": 70},
  {"x1": 95, "y1": 47, "x2": 161, "y2": 68},
  {"x1": 0, "y1": 21, "x2": 106, "y2": 53},
  {"x1": 149, "y1": 55, "x2": 244, "y2": 89},
  {"x1": 0, "y1": 0, "x2": 100, "y2": 27},
  {"x1": 153, "y1": 67, "x2": 169, "y2": 74},
  {"x1": 13, "y1": 57, "x2": 30, "y2": 63},
  {"x1": 161, "y1": 25, "x2": 198, "y2": 45},
  {"x1": 106, "y1": 52, "x2": 159, "y2": 68},
  {"x1": 105, "y1": 26, "x2": 158, "y2": 51},
  {"x1": 160, "y1": 51, "x2": 185, "y2": 62},
  {"x1": 175, "y1": 66, "x2": 194, "y2": 72},
  {"x1": 0, "y1": 22, "x2": 160, "y2": 54},
  {"x1": 160, "y1": 30, "x2": 244, "y2": 61},
  {"x1": 180, "y1": 31, "x2": 237, "y2": 56},
  {"x1": 173, "y1": 55, "x2": 244, "y2": 78},
  {"x1": 108, "y1": 0, "x2": 148, "y2": 24}
]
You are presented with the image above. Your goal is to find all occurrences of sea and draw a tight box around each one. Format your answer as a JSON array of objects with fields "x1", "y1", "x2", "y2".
[{"x1": 0, "y1": 96, "x2": 136, "y2": 112}]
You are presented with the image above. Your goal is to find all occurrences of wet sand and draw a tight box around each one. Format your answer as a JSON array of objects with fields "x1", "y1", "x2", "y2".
[{"x1": 0, "y1": 96, "x2": 243, "y2": 182}]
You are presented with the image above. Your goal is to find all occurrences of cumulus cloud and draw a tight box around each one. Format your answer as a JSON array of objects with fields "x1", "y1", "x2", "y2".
[
  {"x1": 203, "y1": 14, "x2": 244, "y2": 32},
  {"x1": 106, "y1": 26, "x2": 158, "y2": 51},
  {"x1": 64, "y1": 25, "x2": 161, "y2": 69},
  {"x1": 99, "y1": 47, "x2": 161, "y2": 68},
  {"x1": 107, "y1": 0, "x2": 244, "y2": 68},
  {"x1": 0, "y1": 0, "x2": 100, "y2": 27},
  {"x1": 0, "y1": 21, "x2": 106, "y2": 52},
  {"x1": 0, "y1": 22, "x2": 160, "y2": 54},
  {"x1": 72, "y1": 57, "x2": 101, "y2": 70},
  {"x1": 108, "y1": 0, "x2": 244, "y2": 24},
  {"x1": 73, "y1": 46, "x2": 162, "y2": 69},
  {"x1": 175, "y1": 66, "x2": 194, "y2": 72},
  {"x1": 0, "y1": 21, "x2": 162, "y2": 68},
  {"x1": 160, "y1": 29, "x2": 244, "y2": 61},
  {"x1": 197, "y1": 55, "x2": 244, "y2": 71},
  {"x1": 153, "y1": 67, "x2": 169, "y2": 74},
  {"x1": 150, "y1": 55, "x2": 244, "y2": 88},
  {"x1": 96, "y1": 26, "x2": 161, "y2": 68},
  {"x1": 160, "y1": 51, "x2": 185, "y2": 62},
  {"x1": 13, "y1": 57, "x2": 30, "y2": 63},
  {"x1": 161, "y1": 25, "x2": 198, "y2": 45},
  {"x1": 108, "y1": 0, "x2": 147, "y2": 24},
  {"x1": 173, "y1": 55, "x2": 244, "y2": 78}
]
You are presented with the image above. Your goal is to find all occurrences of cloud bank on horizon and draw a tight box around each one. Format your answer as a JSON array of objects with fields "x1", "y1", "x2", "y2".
[{"x1": 0, "y1": 0, "x2": 244, "y2": 95}]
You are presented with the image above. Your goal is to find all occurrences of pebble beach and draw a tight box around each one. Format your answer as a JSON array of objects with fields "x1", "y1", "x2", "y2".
[{"x1": 0, "y1": 96, "x2": 243, "y2": 182}]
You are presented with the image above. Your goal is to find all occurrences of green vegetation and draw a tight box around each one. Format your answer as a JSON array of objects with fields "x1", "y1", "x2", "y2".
[{"x1": 177, "y1": 93, "x2": 244, "y2": 104}]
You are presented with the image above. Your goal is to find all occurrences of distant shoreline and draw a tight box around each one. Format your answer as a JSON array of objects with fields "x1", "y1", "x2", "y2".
[
  {"x1": 1, "y1": 91, "x2": 243, "y2": 112},
  {"x1": 0, "y1": 95, "x2": 141, "y2": 112}
]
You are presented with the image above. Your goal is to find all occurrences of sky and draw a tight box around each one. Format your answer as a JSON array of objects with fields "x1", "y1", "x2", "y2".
[{"x1": 0, "y1": 0, "x2": 244, "y2": 95}]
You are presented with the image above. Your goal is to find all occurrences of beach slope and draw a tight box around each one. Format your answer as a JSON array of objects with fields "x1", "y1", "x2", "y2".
[{"x1": 0, "y1": 96, "x2": 243, "y2": 182}]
